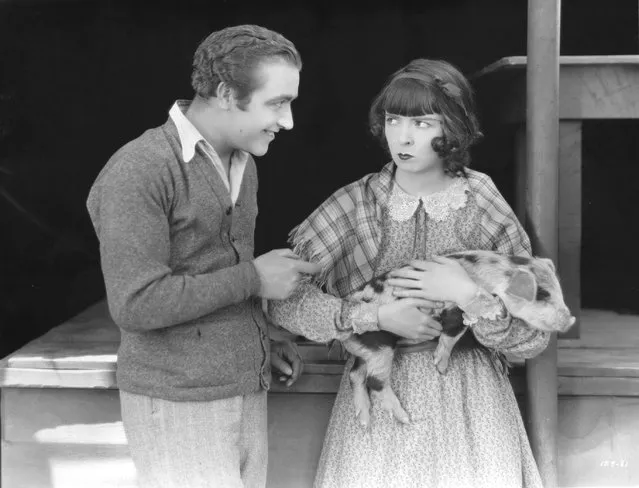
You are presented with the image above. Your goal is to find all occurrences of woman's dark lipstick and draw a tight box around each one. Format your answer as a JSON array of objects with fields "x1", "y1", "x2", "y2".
[{"x1": 397, "y1": 153, "x2": 414, "y2": 160}]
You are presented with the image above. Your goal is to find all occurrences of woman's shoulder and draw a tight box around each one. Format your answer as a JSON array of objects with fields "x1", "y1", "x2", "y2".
[
  {"x1": 462, "y1": 168, "x2": 509, "y2": 203},
  {"x1": 463, "y1": 168, "x2": 496, "y2": 188}
]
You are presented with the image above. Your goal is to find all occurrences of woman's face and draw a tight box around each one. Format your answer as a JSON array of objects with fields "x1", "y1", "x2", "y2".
[{"x1": 384, "y1": 112, "x2": 444, "y2": 175}]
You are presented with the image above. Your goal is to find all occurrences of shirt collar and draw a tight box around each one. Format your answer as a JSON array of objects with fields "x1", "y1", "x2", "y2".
[{"x1": 168, "y1": 100, "x2": 249, "y2": 166}]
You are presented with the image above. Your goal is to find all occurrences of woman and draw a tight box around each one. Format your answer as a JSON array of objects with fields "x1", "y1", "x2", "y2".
[{"x1": 269, "y1": 58, "x2": 549, "y2": 488}]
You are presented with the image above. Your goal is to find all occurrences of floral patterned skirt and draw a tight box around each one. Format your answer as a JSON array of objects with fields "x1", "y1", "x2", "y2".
[{"x1": 313, "y1": 349, "x2": 543, "y2": 488}]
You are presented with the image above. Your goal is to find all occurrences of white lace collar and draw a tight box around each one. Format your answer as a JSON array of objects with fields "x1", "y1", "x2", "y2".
[{"x1": 388, "y1": 177, "x2": 469, "y2": 222}]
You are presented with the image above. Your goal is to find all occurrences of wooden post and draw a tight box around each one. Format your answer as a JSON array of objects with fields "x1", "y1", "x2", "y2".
[
  {"x1": 525, "y1": 1, "x2": 560, "y2": 487},
  {"x1": 558, "y1": 122, "x2": 582, "y2": 338}
]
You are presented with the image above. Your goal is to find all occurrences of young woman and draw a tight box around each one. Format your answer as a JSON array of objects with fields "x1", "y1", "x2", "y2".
[{"x1": 269, "y1": 58, "x2": 549, "y2": 488}]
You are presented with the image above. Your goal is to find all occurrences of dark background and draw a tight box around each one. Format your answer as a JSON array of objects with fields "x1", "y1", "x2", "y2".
[{"x1": 1, "y1": 0, "x2": 638, "y2": 357}]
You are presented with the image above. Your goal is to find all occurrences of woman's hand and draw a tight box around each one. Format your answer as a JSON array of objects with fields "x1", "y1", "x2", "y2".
[
  {"x1": 387, "y1": 256, "x2": 479, "y2": 305},
  {"x1": 378, "y1": 298, "x2": 442, "y2": 341}
]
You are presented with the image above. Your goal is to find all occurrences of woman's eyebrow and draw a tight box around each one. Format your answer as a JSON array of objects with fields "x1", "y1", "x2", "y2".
[{"x1": 384, "y1": 112, "x2": 441, "y2": 121}]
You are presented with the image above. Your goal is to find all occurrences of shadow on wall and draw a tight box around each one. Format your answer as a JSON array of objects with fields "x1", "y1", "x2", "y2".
[
  {"x1": 581, "y1": 120, "x2": 639, "y2": 314},
  {"x1": 0, "y1": 0, "x2": 637, "y2": 358}
]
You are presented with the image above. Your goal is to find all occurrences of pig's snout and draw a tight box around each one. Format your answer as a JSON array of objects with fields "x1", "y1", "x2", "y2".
[{"x1": 558, "y1": 310, "x2": 576, "y2": 332}]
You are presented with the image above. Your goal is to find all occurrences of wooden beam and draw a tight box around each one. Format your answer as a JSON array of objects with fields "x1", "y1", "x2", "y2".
[
  {"x1": 558, "y1": 122, "x2": 582, "y2": 338},
  {"x1": 525, "y1": 0, "x2": 561, "y2": 486},
  {"x1": 514, "y1": 126, "x2": 527, "y2": 228}
]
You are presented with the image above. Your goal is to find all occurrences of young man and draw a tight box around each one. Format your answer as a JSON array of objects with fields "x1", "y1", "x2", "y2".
[{"x1": 87, "y1": 25, "x2": 320, "y2": 487}]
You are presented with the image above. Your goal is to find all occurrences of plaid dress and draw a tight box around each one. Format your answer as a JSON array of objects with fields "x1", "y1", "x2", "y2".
[{"x1": 268, "y1": 163, "x2": 549, "y2": 488}]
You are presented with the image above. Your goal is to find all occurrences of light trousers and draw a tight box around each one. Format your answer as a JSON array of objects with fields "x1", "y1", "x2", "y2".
[{"x1": 120, "y1": 390, "x2": 268, "y2": 488}]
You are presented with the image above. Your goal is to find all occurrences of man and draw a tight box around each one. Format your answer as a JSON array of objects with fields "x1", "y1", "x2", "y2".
[{"x1": 87, "y1": 25, "x2": 320, "y2": 487}]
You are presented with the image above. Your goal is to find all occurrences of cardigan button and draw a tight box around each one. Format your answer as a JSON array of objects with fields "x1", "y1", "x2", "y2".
[{"x1": 226, "y1": 206, "x2": 232, "y2": 215}]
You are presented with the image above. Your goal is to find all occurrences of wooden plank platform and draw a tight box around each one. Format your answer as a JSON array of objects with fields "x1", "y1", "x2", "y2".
[
  {"x1": 2, "y1": 302, "x2": 638, "y2": 393},
  {"x1": 2, "y1": 301, "x2": 639, "y2": 487}
]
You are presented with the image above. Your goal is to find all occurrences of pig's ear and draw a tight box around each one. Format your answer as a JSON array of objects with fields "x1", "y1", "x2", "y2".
[
  {"x1": 505, "y1": 268, "x2": 537, "y2": 302},
  {"x1": 540, "y1": 257, "x2": 556, "y2": 274}
]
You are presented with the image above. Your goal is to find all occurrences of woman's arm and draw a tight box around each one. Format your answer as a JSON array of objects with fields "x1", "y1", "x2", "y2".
[
  {"x1": 390, "y1": 258, "x2": 551, "y2": 358},
  {"x1": 269, "y1": 279, "x2": 443, "y2": 344},
  {"x1": 459, "y1": 288, "x2": 550, "y2": 359},
  {"x1": 460, "y1": 176, "x2": 550, "y2": 358},
  {"x1": 267, "y1": 282, "x2": 380, "y2": 343},
  {"x1": 389, "y1": 175, "x2": 551, "y2": 358}
]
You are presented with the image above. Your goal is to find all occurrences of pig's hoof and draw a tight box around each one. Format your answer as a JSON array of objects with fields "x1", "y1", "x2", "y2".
[
  {"x1": 434, "y1": 356, "x2": 450, "y2": 374},
  {"x1": 356, "y1": 409, "x2": 371, "y2": 428},
  {"x1": 393, "y1": 407, "x2": 410, "y2": 424},
  {"x1": 354, "y1": 397, "x2": 371, "y2": 428},
  {"x1": 380, "y1": 392, "x2": 410, "y2": 424},
  {"x1": 433, "y1": 347, "x2": 451, "y2": 374}
]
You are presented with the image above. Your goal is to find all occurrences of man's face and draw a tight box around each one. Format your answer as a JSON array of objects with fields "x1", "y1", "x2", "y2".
[{"x1": 226, "y1": 60, "x2": 299, "y2": 157}]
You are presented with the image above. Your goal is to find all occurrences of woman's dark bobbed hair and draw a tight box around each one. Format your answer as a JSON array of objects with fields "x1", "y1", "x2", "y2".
[{"x1": 369, "y1": 59, "x2": 483, "y2": 175}]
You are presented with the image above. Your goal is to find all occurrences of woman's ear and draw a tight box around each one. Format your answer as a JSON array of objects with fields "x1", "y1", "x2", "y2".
[{"x1": 505, "y1": 268, "x2": 537, "y2": 302}]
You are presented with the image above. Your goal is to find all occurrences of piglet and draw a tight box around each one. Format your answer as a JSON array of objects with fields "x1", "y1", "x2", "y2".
[{"x1": 340, "y1": 250, "x2": 575, "y2": 428}]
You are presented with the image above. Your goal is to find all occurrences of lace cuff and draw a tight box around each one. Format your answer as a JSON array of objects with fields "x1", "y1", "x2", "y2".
[
  {"x1": 458, "y1": 287, "x2": 508, "y2": 326},
  {"x1": 341, "y1": 301, "x2": 380, "y2": 334}
]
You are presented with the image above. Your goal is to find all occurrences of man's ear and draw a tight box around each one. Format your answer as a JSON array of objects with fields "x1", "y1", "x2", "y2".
[
  {"x1": 216, "y1": 82, "x2": 235, "y2": 110},
  {"x1": 505, "y1": 268, "x2": 537, "y2": 302}
]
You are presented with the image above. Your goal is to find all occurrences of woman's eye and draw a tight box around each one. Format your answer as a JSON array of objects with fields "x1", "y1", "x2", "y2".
[
  {"x1": 385, "y1": 116, "x2": 397, "y2": 125},
  {"x1": 416, "y1": 120, "x2": 431, "y2": 128}
]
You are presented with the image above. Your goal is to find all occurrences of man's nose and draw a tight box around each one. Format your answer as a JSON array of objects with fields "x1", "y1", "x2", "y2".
[{"x1": 277, "y1": 106, "x2": 294, "y2": 130}]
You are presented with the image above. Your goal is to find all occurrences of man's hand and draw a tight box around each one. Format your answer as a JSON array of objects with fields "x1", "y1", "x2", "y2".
[
  {"x1": 270, "y1": 340, "x2": 303, "y2": 387},
  {"x1": 254, "y1": 249, "x2": 322, "y2": 300}
]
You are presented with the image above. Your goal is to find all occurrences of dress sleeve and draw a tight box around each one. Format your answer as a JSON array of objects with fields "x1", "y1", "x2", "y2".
[
  {"x1": 462, "y1": 175, "x2": 551, "y2": 358},
  {"x1": 268, "y1": 282, "x2": 380, "y2": 343},
  {"x1": 268, "y1": 176, "x2": 384, "y2": 343},
  {"x1": 460, "y1": 290, "x2": 550, "y2": 358}
]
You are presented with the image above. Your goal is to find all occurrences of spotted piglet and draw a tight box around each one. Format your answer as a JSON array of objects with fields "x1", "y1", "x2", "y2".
[{"x1": 340, "y1": 250, "x2": 575, "y2": 428}]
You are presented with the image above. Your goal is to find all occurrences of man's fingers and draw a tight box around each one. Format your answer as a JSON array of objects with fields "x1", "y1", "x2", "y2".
[
  {"x1": 271, "y1": 354, "x2": 293, "y2": 376},
  {"x1": 290, "y1": 355, "x2": 303, "y2": 385},
  {"x1": 293, "y1": 260, "x2": 323, "y2": 275},
  {"x1": 280, "y1": 344, "x2": 303, "y2": 387},
  {"x1": 276, "y1": 249, "x2": 300, "y2": 259}
]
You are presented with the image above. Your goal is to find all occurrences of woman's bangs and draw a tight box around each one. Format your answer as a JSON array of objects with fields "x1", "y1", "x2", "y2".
[{"x1": 382, "y1": 78, "x2": 439, "y2": 117}]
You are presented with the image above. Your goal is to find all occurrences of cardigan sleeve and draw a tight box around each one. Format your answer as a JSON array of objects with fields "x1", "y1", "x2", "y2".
[{"x1": 87, "y1": 151, "x2": 261, "y2": 332}]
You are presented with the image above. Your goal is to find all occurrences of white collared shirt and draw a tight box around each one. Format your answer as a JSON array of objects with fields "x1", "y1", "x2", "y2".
[{"x1": 169, "y1": 100, "x2": 248, "y2": 204}]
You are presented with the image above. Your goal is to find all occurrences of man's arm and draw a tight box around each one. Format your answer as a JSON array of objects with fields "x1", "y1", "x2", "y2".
[{"x1": 88, "y1": 156, "x2": 261, "y2": 332}]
